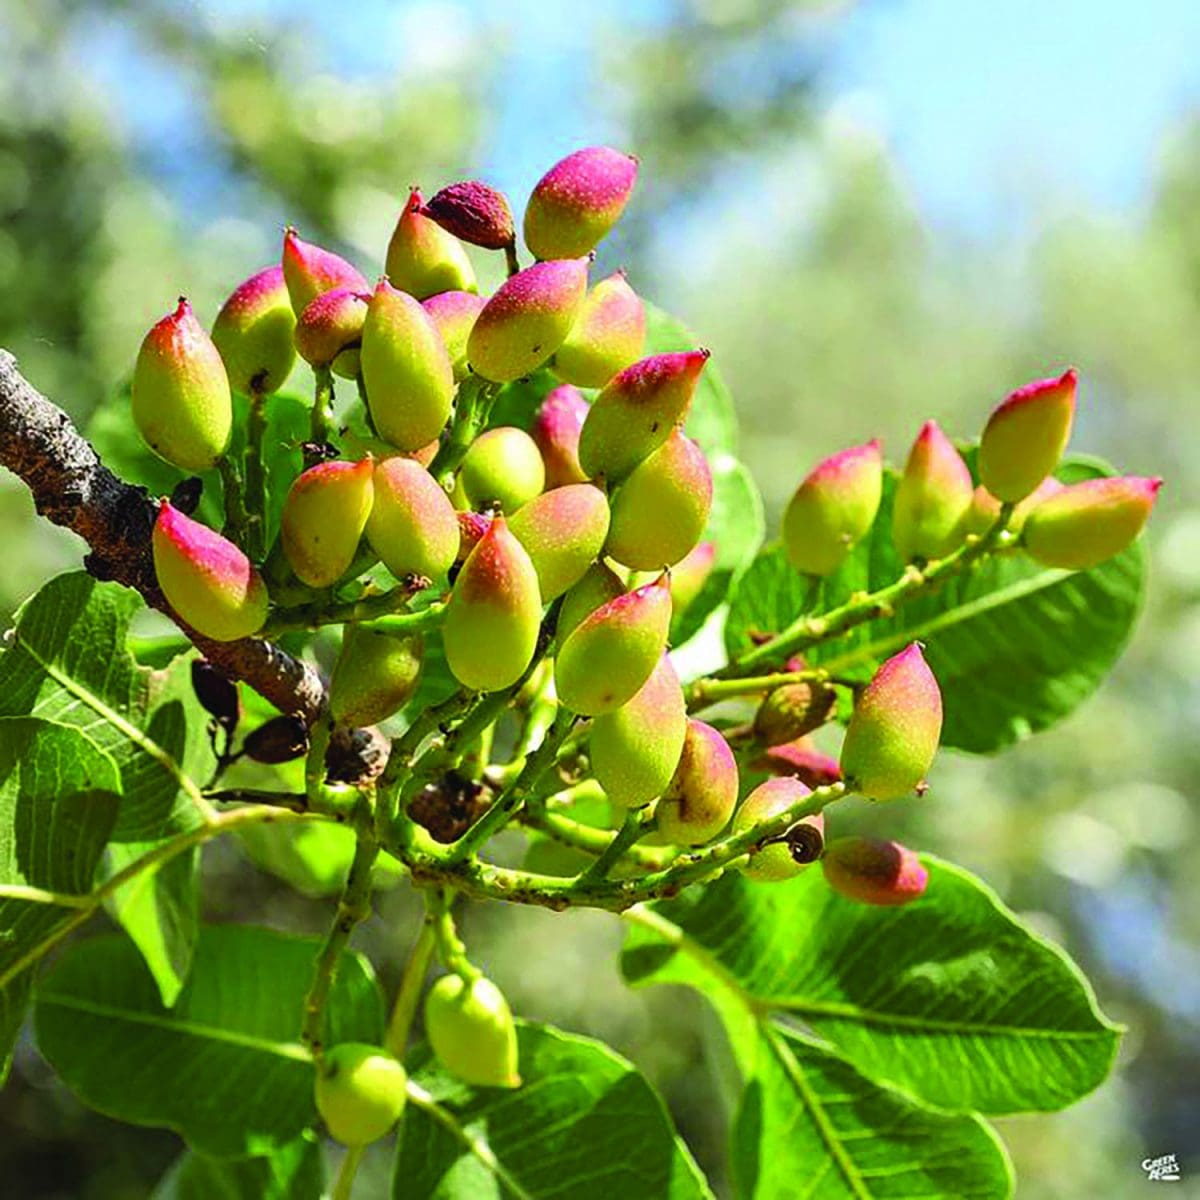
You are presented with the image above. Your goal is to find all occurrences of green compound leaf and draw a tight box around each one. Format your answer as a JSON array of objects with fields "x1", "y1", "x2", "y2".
[
  {"x1": 733, "y1": 1026, "x2": 1013, "y2": 1200},
  {"x1": 102, "y1": 839, "x2": 199, "y2": 1007},
  {"x1": 394, "y1": 1022, "x2": 714, "y2": 1200},
  {"x1": 622, "y1": 861, "x2": 1120, "y2": 1115},
  {"x1": 723, "y1": 457, "x2": 1145, "y2": 753},
  {"x1": 35, "y1": 925, "x2": 384, "y2": 1157},
  {"x1": 0, "y1": 572, "x2": 216, "y2": 839},
  {"x1": 0, "y1": 717, "x2": 122, "y2": 1074},
  {"x1": 152, "y1": 1133, "x2": 325, "y2": 1200}
]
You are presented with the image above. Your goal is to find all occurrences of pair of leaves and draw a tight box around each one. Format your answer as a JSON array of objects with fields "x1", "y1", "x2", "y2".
[
  {"x1": 724, "y1": 458, "x2": 1145, "y2": 753},
  {"x1": 622, "y1": 862, "x2": 1122, "y2": 1197}
]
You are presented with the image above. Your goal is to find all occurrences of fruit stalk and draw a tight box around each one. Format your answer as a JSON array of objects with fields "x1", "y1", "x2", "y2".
[
  {"x1": 577, "y1": 806, "x2": 657, "y2": 882},
  {"x1": 384, "y1": 916, "x2": 437, "y2": 1058},
  {"x1": 243, "y1": 385, "x2": 269, "y2": 559},
  {"x1": 427, "y1": 374, "x2": 500, "y2": 487},
  {"x1": 312, "y1": 364, "x2": 335, "y2": 444}
]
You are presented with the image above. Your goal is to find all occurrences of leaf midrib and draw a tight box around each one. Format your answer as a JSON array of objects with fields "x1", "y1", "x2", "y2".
[{"x1": 36, "y1": 990, "x2": 311, "y2": 1061}]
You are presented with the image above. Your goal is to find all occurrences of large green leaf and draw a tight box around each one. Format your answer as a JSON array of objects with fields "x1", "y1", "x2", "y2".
[
  {"x1": 723, "y1": 459, "x2": 1145, "y2": 752},
  {"x1": 0, "y1": 717, "x2": 121, "y2": 1073},
  {"x1": 152, "y1": 1133, "x2": 325, "y2": 1200},
  {"x1": 735, "y1": 1027, "x2": 1012, "y2": 1199},
  {"x1": 394, "y1": 1022, "x2": 714, "y2": 1199},
  {"x1": 35, "y1": 925, "x2": 384, "y2": 1157},
  {"x1": 103, "y1": 839, "x2": 199, "y2": 1007},
  {"x1": 622, "y1": 862, "x2": 1120, "y2": 1115},
  {"x1": 0, "y1": 573, "x2": 216, "y2": 838}
]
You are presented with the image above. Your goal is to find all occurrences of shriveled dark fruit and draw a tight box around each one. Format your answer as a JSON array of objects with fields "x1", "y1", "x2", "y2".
[
  {"x1": 243, "y1": 715, "x2": 309, "y2": 764},
  {"x1": 190, "y1": 659, "x2": 240, "y2": 731}
]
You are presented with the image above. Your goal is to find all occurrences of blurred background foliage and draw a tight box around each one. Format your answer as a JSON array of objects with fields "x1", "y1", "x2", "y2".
[{"x1": 1, "y1": 0, "x2": 1198, "y2": 1195}]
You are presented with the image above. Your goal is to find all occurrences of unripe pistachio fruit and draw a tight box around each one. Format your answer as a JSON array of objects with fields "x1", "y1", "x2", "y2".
[
  {"x1": 590, "y1": 653, "x2": 687, "y2": 808},
  {"x1": 314, "y1": 1043, "x2": 407, "y2": 1146},
  {"x1": 555, "y1": 574, "x2": 672, "y2": 714},
  {"x1": 605, "y1": 430, "x2": 712, "y2": 570},
  {"x1": 754, "y1": 678, "x2": 836, "y2": 746},
  {"x1": 734, "y1": 778, "x2": 824, "y2": 883},
  {"x1": 578, "y1": 350, "x2": 710, "y2": 483},
  {"x1": 960, "y1": 477, "x2": 1064, "y2": 538},
  {"x1": 668, "y1": 541, "x2": 716, "y2": 617},
  {"x1": 422, "y1": 290, "x2": 486, "y2": 382},
  {"x1": 553, "y1": 271, "x2": 646, "y2": 388},
  {"x1": 211, "y1": 265, "x2": 296, "y2": 395},
  {"x1": 524, "y1": 146, "x2": 639, "y2": 260},
  {"x1": 1022, "y1": 475, "x2": 1162, "y2": 569},
  {"x1": 281, "y1": 227, "x2": 368, "y2": 316},
  {"x1": 892, "y1": 421, "x2": 973, "y2": 562},
  {"x1": 782, "y1": 440, "x2": 883, "y2": 577},
  {"x1": 556, "y1": 560, "x2": 626, "y2": 643},
  {"x1": 425, "y1": 973, "x2": 521, "y2": 1089},
  {"x1": 531, "y1": 384, "x2": 590, "y2": 489},
  {"x1": 422, "y1": 181, "x2": 515, "y2": 250},
  {"x1": 822, "y1": 836, "x2": 929, "y2": 906},
  {"x1": 132, "y1": 298, "x2": 233, "y2": 471},
  {"x1": 281, "y1": 457, "x2": 375, "y2": 588},
  {"x1": 656, "y1": 719, "x2": 739, "y2": 844},
  {"x1": 508, "y1": 483, "x2": 610, "y2": 600},
  {"x1": 755, "y1": 737, "x2": 843, "y2": 790},
  {"x1": 840, "y1": 643, "x2": 942, "y2": 800},
  {"x1": 467, "y1": 259, "x2": 589, "y2": 383},
  {"x1": 979, "y1": 368, "x2": 1076, "y2": 503},
  {"x1": 457, "y1": 426, "x2": 546, "y2": 513},
  {"x1": 443, "y1": 516, "x2": 542, "y2": 691},
  {"x1": 329, "y1": 624, "x2": 423, "y2": 727},
  {"x1": 361, "y1": 279, "x2": 455, "y2": 452},
  {"x1": 366, "y1": 456, "x2": 460, "y2": 581},
  {"x1": 152, "y1": 500, "x2": 268, "y2": 641},
  {"x1": 384, "y1": 188, "x2": 477, "y2": 299},
  {"x1": 293, "y1": 287, "x2": 369, "y2": 380},
  {"x1": 455, "y1": 510, "x2": 494, "y2": 562}
]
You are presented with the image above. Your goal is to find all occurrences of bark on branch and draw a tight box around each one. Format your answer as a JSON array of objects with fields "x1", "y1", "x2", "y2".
[{"x1": 0, "y1": 349, "x2": 326, "y2": 722}]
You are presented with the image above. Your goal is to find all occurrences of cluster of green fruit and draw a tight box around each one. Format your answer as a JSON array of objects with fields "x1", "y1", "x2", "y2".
[{"x1": 126, "y1": 141, "x2": 1160, "y2": 1134}]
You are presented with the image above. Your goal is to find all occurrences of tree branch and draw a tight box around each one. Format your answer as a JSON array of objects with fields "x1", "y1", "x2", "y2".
[{"x1": 0, "y1": 349, "x2": 326, "y2": 721}]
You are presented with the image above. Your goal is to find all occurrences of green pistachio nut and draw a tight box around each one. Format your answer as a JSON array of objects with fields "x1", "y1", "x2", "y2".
[
  {"x1": 508, "y1": 483, "x2": 610, "y2": 600},
  {"x1": 554, "y1": 573, "x2": 671, "y2": 714},
  {"x1": 590, "y1": 653, "x2": 687, "y2": 808},
  {"x1": 443, "y1": 515, "x2": 542, "y2": 691},
  {"x1": 840, "y1": 643, "x2": 943, "y2": 800},
  {"x1": 280, "y1": 456, "x2": 375, "y2": 588},
  {"x1": 132, "y1": 297, "x2": 233, "y2": 471},
  {"x1": 365, "y1": 456, "x2": 460, "y2": 581},
  {"x1": 892, "y1": 420, "x2": 974, "y2": 562},
  {"x1": 524, "y1": 146, "x2": 639, "y2": 260},
  {"x1": 667, "y1": 541, "x2": 715, "y2": 617},
  {"x1": 293, "y1": 287, "x2": 369, "y2": 380},
  {"x1": 577, "y1": 350, "x2": 710, "y2": 483},
  {"x1": 552, "y1": 270, "x2": 646, "y2": 388},
  {"x1": 531, "y1": 384, "x2": 591, "y2": 489},
  {"x1": 656, "y1": 719, "x2": 739, "y2": 844},
  {"x1": 281, "y1": 227, "x2": 368, "y2": 316},
  {"x1": 753, "y1": 678, "x2": 836, "y2": 746},
  {"x1": 329, "y1": 624, "x2": 423, "y2": 727},
  {"x1": 1023, "y1": 475, "x2": 1162, "y2": 569},
  {"x1": 211, "y1": 265, "x2": 296, "y2": 395},
  {"x1": 605, "y1": 430, "x2": 712, "y2": 570},
  {"x1": 734, "y1": 778, "x2": 824, "y2": 883},
  {"x1": 556, "y1": 560, "x2": 626, "y2": 644},
  {"x1": 457, "y1": 426, "x2": 546, "y2": 513},
  {"x1": 152, "y1": 499, "x2": 268, "y2": 642},
  {"x1": 425, "y1": 973, "x2": 521, "y2": 1089},
  {"x1": 422, "y1": 290, "x2": 487, "y2": 381},
  {"x1": 314, "y1": 1043, "x2": 407, "y2": 1146},
  {"x1": 782, "y1": 439, "x2": 883, "y2": 577},
  {"x1": 979, "y1": 368, "x2": 1076, "y2": 503},
  {"x1": 384, "y1": 188, "x2": 477, "y2": 299},
  {"x1": 360, "y1": 279, "x2": 456, "y2": 452}
]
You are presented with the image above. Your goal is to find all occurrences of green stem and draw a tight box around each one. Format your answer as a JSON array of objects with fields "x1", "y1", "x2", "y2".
[
  {"x1": 503, "y1": 241, "x2": 520, "y2": 278},
  {"x1": 332, "y1": 1144, "x2": 365, "y2": 1200},
  {"x1": 217, "y1": 455, "x2": 251, "y2": 547},
  {"x1": 384, "y1": 918, "x2": 437, "y2": 1058},
  {"x1": 429, "y1": 376, "x2": 497, "y2": 486},
  {"x1": 301, "y1": 825, "x2": 380, "y2": 1056},
  {"x1": 576, "y1": 807, "x2": 657, "y2": 882},
  {"x1": 518, "y1": 807, "x2": 672, "y2": 869},
  {"x1": 205, "y1": 786, "x2": 359, "y2": 821},
  {"x1": 244, "y1": 385, "x2": 269, "y2": 560},
  {"x1": 305, "y1": 714, "x2": 333, "y2": 804},
  {"x1": 718, "y1": 512, "x2": 1016, "y2": 678},
  {"x1": 686, "y1": 666, "x2": 832, "y2": 710},
  {"x1": 441, "y1": 709, "x2": 574, "y2": 864},
  {"x1": 312, "y1": 365, "x2": 335, "y2": 445},
  {"x1": 265, "y1": 595, "x2": 445, "y2": 637}
]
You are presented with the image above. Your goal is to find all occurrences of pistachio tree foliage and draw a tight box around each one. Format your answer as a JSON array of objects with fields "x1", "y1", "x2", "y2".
[{"x1": 0, "y1": 145, "x2": 1162, "y2": 1199}]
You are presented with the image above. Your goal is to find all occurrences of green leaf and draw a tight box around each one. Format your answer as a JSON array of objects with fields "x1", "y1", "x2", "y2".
[
  {"x1": 0, "y1": 573, "x2": 216, "y2": 839},
  {"x1": 622, "y1": 861, "x2": 1121, "y2": 1114},
  {"x1": 643, "y1": 302, "x2": 737, "y2": 458},
  {"x1": 734, "y1": 1026, "x2": 1013, "y2": 1199},
  {"x1": 0, "y1": 717, "x2": 121, "y2": 1074},
  {"x1": 237, "y1": 819, "x2": 403, "y2": 898},
  {"x1": 723, "y1": 458, "x2": 1145, "y2": 752},
  {"x1": 35, "y1": 924, "x2": 385, "y2": 1157},
  {"x1": 671, "y1": 454, "x2": 765, "y2": 648},
  {"x1": 103, "y1": 839, "x2": 199, "y2": 1007},
  {"x1": 394, "y1": 1022, "x2": 714, "y2": 1199},
  {"x1": 152, "y1": 1133, "x2": 325, "y2": 1200}
]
